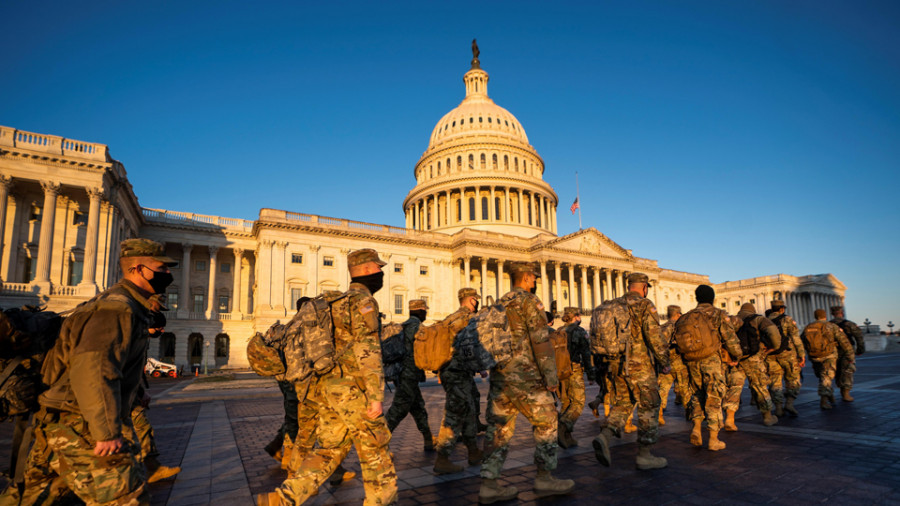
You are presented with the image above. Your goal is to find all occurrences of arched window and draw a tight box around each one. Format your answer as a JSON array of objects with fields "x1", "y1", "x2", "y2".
[
  {"x1": 495, "y1": 198, "x2": 502, "y2": 220},
  {"x1": 480, "y1": 153, "x2": 486, "y2": 170},
  {"x1": 446, "y1": 158, "x2": 450, "y2": 172},
  {"x1": 457, "y1": 155, "x2": 462, "y2": 170},
  {"x1": 514, "y1": 157, "x2": 519, "y2": 172},
  {"x1": 492, "y1": 154, "x2": 498, "y2": 170},
  {"x1": 468, "y1": 197, "x2": 476, "y2": 221},
  {"x1": 456, "y1": 199, "x2": 462, "y2": 221},
  {"x1": 481, "y1": 196, "x2": 489, "y2": 220},
  {"x1": 468, "y1": 154, "x2": 474, "y2": 170},
  {"x1": 160, "y1": 332, "x2": 176, "y2": 361},
  {"x1": 437, "y1": 161, "x2": 441, "y2": 175},
  {"x1": 429, "y1": 165, "x2": 433, "y2": 178},
  {"x1": 503, "y1": 155, "x2": 509, "y2": 170},
  {"x1": 527, "y1": 196, "x2": 533, "y2": 225},
  {"x1": 188, "y1": 333, "x2": 203, "y2": 365}
]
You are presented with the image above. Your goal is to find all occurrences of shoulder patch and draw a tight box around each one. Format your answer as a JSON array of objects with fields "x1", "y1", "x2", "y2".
[
  {"x1": 536, "y1": 302, "x2": 544, "y2": 311},
  {"x1": 359, "y1": 303, "x2": 375, "y2": 315},
  {"x1": 650, "y1": 306, "x2": 657, "y2": 313}
]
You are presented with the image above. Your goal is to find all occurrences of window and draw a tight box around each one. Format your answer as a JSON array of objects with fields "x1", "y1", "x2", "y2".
[
  {"x1": 24, "y1": 257, "x2": 35, "y2": 282},
  {"x1": 394, "y1": 294, "x2": 404, "y2": 315},
  {"x1": 323, "y1": 256, "x2": 334, "y2": 267},
  {"x1": 68, "y1": 259, "x2": 83, "y2": 285},
  {"x1": 215, "y1": 334, "x2": 229, "y2": 358},
  {"x1": 480, "y1": 153, "x2": 486, "y2": 169},
  {"x1": 750, "y1": 298, "x2": 756, "y2": 304},
  {"x1": 72, "y1": 211, "x2": 87, "y2": 226},
  {"x1": 291, "y1": 288, "x2": 303, "y2": 309},
  {"x1": 468, "y1": 154, "x2": 474, "y2": 170},
  {"x1": 420, "y1": 265, "x2": 428, "y2": 276},
  {"x1": 220, "y1": 262, "x2": 231, "y2": 273},
  {"x1": 495, "y1": 198, "x2": 501, "y2": 220},
  {"x1": 192, "y1": 294, "x2": 205, "y2": 312},
  {"x1": 167, "y1": 292, "x2": 179, "y2": 311},
  {"x1": 195, "y1": 260, "x2": 206, "y2": 272},
  {"x1": 160, "y1": 333, "x2": 176, "y2": 358},
  {"x1": 394, "y1": 263, "x2": 403, "y2": 274},
  {"x1": 721, "y1": 303, "x2": 727, "y2": 308},
  {"x1": 468, "y1": 198, "x2": 475, "y2": 220},
  {"x1": 29, "y1": 206, "x2": 41, "y2": 221},
  {"x1": 218, "y1": 295, "x2": 230, "y2": 313},
  {"x1": 481, "y1": 197, "x2": 489, "y2": 220}
]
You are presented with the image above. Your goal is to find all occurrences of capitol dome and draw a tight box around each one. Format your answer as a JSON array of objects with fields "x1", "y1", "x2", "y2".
[{"x1": 403, "y1": 46, "x2": 558, "y2": 238}]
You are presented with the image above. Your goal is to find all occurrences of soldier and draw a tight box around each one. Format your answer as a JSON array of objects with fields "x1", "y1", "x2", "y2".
[
  {"x1": 260, "y1": 248, "x2": 397, "y2": 506},
  {"x1": 1, "y1": 238, "x2": 176, "y2": 505},
  {"x1": 723, "y1": 303, "x2": 781, "y2": 430},
  {"x1": 385, "y1": 299, "x2": 434, "y2": 451},
  {"x1": 678, "y1": 285, "x2": 743, "y2": 451},
  {"x1": 433, "y1": 288, "x2": 483, "y2": 475},
  {"x1": 657, "y1": 305, "x2": 691, "y2": 426},
  {"x1": 479, "y1": 261, "x2": 574, "y2": 503},
  {"x1": 766, "y1": 300, "x2": 805, "y2": 416},
  {"x1": 557, "y1": 307, "x2": 591, "y2": 448},
  {"x1": 802, "y1": 309, "x2": 856, "y2": 410},
  {"x1": 592, "y1": 272, "x2": 670, "y2": 470},
  {"x1": 830, "y1": 305, "x2": 865, "y2": 402}
]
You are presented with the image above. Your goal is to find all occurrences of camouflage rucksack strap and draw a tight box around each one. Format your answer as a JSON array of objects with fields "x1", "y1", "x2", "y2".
[{"x1": 0, "y1": 357, "x2": 25, "y2": 396}]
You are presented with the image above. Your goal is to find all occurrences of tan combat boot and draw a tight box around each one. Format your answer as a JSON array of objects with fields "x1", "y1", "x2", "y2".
[
  {"x1": 478, "y1": 479, "x2": 518, "y2": 504},
  {"x1": 564, "y1": 428, "x2": 578, "y2": 448},
  {"x1": 774, "y1": 401, "x2": 784, "y2": 417},
  {"x1": 784, "y1": 397, "x2": 799, "y2": 416},
  {"x1": 820, "y1": 395, "x2": 833, "y2": 410},
  {"x1": 592, "y1": 427, "x2": 614, "y2": 467},
  {"x1": 724, "y1": 409, "x2": 738, "y2": 432},
  {"x1": 690, "y1": 419, "x2": 703, "y2": 447},
  {"x1": 280, "y1": 437, "x2": 294, "y2": 471},
  {"x1": 467, "y1": 442, "x2": 484, "y2": 465},
  {"x1": 762, "y1": 411, "x2": 778, "y2": 426},
  {"x1": 658, "y1": 412, "x2": 666, "y2": 426},
  {"x1": 635, "y1": 444, "x2": 667, "y2": 470},
  {"x1": 327, "y1": 464, "x2": 356, "y2": 486},
  {"x1": 707, "y1": 429, "x2": 726, "y2": 451},
  {"x1": 533, "y1": 470, "x2": 575, "y2": 497},
  {"x1": 841, "y1": 389, "x2": 854, "y2": 402},
  {"x1": 433, "y1": 454, "x2": 464, "y2": 475},
  {"x1": 588, "y1": 398, "x2": 601, "y2": 418},
  {"x1": 145, "y1": 456, "x2": 181, "y2": 483},
  {"x1": 624, "y1": 414, "x2": 637, "y2": 433},
  {"x1": 256, "y1": 492, "x2": 285, "y2": 506}
]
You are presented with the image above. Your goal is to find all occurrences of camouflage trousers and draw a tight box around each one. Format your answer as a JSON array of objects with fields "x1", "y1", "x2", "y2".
[
  {"x1": 724, "y1": 353, "x2": 774, "y2": 413},
  {"x1": 686, "y1": 355, "x2": 727, "y2": 431},
  {"x1": 658, "y1": 352, "x2": 691, "y2": 411},
  {"x1": 276, "y1": 376, "x2": 397, "y2": 506},
  {"x1": 558, "y1": 364, "x2": 585, "y2": 433},
  {"x1": 604, "y1": 360, "x2": 661, "y2": 446},
  {"x1": 0, "y1": 410, "x2": 149, "y2": 506},
  {"x1": 265, "y1": 380, "x2": 300, "y2": 456},
  {"x1": 836, "y1": 351, "x2": 856, "y2": 391},
  {"x1": 131, "y1": 406, "x2": 157, "y2": 461},
  {"x1": 480, "y1": 371, "x2": 558, "y2": 480},
  {"x1": 811, "y1": 354, "x2": 838, "y2": 397},
  {"x1": 286, "y1": 378, "x2": 321, "y2": 476},
  {"x1": 435, "y1": 367, "x2": 478, "y2": 457},
  {"x1": 766, "y1": 352, "x2": 802, "y2": 406},
  {"x1": 385, "y1": 370, "x2": 431, "y2": 438}
]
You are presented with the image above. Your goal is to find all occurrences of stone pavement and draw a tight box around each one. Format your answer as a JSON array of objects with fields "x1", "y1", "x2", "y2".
[{"x1": 4, "y1": 353, "x2": 900, "y2": 504}]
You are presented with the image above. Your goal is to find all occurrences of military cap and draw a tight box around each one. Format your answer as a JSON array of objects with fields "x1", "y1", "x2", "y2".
[
  {"x1": 562, "y1": 306, "x2": 580, "y2": 322},
  {"x1": 409, "y1": 299, "x2": 429, "y2": 311},
  {"x1": 740, "y1": 302, "x2": 757, "y2": 314},
  {"x1": 830, "y1": 305, "x2": 844, "y2": 315},
  {"x1": 347, "y1": 248, "x2": 387, "y2": 268},
  {"x1": 771, "y1": 300, "x2": 785, "y2": 309},
  {"x1": 626, "y1": 272, "x2": 651, "y2": 287},
  {"x1": 667, "y1": 305, "x2": 682, "y2": 318},
  {"x1": 814, "y1": 309, "x2": 827, "y2": 320},
  {"x1": 458, "y1": 287, "x2": 480, "y2": 300},
  {"x1": 120, "y1": 238, "x2": 178, "y2": 266},
  {"x1": 507, "y1": 261, "x2": 541, "y2": 277}
]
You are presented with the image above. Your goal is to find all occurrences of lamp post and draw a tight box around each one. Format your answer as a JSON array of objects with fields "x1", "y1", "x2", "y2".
[
  {"x1": 889, "y1": 321, "x2": 895, "y2": 335},
  {"x1": 204, "y1": 340, "x2": 210, "y2": 375},
  {"x1": 863, "y1": 318, "x2": 871, "y2": 334}
]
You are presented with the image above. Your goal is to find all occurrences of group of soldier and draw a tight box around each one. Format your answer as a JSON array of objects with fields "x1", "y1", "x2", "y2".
[{"x1": 0, "y1": 239, "x2": 866, "y2": 506}]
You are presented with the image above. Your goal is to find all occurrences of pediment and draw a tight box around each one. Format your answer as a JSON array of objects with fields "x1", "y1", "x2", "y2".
[{"x1": 544, "y1": 228, "x2": 632, "y2": 259}]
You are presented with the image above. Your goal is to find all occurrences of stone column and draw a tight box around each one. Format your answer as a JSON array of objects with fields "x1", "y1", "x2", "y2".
[
  {"x1": 179, "y1": 244, "x2": 192, "y2": 318},
  {"x1": 463, "y1": 256, "x2": 471, "y2": 291},
  {"x1": 34, "y1": 181, "x2": 60, "y2": 286},
  {"x1": 551, "y1": 204, "x2": 557, "y2": 233},
  {"x1": 567, "y1": 263, "x2": 575, "y2": 307},
  {"x1": 257, "y1": 240, "x2": 273, "y2": 312},
  {"x1": 539, "y1": 260, "x2": 548, "y2": 303},
  {"x1": 79, "y1": 187, "x2": 105, "y2": 293},
  {"x1": 452, "y1": 258, "x2": 460, "y2": 295},
  {"x1": 605, "y1": 269, "x2": 612, "y2": 300},
  {"x1": 580, "y1": 265, "x2": 588, "y2": 309},
  {"x1": 0, "y1": 175, "x2": 11, "y2": 282},
  {"x1": 308, "y1": 245, "x2": 319, "y2": 295},
  {"x1": 444, "y1": 191, "x2": 450, "y2": 226},
  {"x1": 207, "y1": 246, "x2": 219, "y2": 315},
  {"x1": 232, "y1": 248, "x2": 244, "y2": 316},
  {"x1": 271, "y1": 241, "x2": 287, "y2": 312},
  {"x1": 499, "y1": 260, "x2": 506, "y2": 299},
  {"x1": 503, "y1": 187, "x2": 510, "y2": 224},
  {"x1": 517, "y1": 190, "x2": 523, "y2": 224},
  {"x1": 431, "y1": 195, "x2": 437, "y2": 229},
  {"x1": 480, "y1": 259, "x2": 488, "y2": 304},
  {"x1": 489, "y1": 187, "x2": 496, "y2": 222},
  {"x1": 593, "y1": 267, "x2": 600, "y2": 306},
  {"x1": 554, "y1": 262, "x2": 562, "y2": 306}
]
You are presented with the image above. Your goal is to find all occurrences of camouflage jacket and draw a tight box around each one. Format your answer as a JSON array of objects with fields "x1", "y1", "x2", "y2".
[
  {"x1": 735, "y1": 309, "x2": 782, "y2": 352},
  {"x1": 660, "y1": 320, "x2": 678, "y2": 362},
  {"x1": 400, "y1": 316, "x2": 426, "y2": 382},
  {"x1": 39, "y1": 280, "x2": 154, "y2": 442},
  {"x1": 497, "y1": 287, "x2": 558, "y2": 389},
  {"x1": 803, "y1": 320, "x2": 856, "y2": 360},
  {"x1": 562, "y1": 322, "x2": 591, "y2": 370},
  {"x1": 330, "y1": 282, "x2": 385, "y2": 402},
  {"x1": 693, "y1": 303, "x2": 743, "y2": 362},
  {"x1": 620, "y1": 292, "x2": 669, "y2": 371},
  {"x1": 830, "y1": 317, "x2": 864, "y2": 349},
  {"x1": 772, "y1": 313, "x2": 804, "y2": 362}
]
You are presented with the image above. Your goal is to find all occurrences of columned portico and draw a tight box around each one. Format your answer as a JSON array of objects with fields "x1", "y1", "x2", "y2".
[
  {"x1": 34, "y1": 181, "x2": 61, "y2": 289},
  {"x1": 78, "y1": 187, "x2": 104, "y2": 294},
  {"x1": 179, "y1": 244, "x2": 192, "y2": 318}
]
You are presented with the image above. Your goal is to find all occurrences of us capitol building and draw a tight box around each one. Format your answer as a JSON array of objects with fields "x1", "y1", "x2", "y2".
[{"x1": 0, "y1": 51, "x2": 847, "y2": 370}]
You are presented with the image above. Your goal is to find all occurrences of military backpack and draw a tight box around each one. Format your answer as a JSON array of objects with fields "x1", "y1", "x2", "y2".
[
  {"x1": 735, "y1": 314, "x2": 762, "y2": 359},
  {"x1": 589, "y1": 298, "x2": 637, "y2": 357},
  {"x1": 379, "y1": 322, "x2": 404, "y2": 381},
  {"x1": 802, "y1": 321, "x2": 834, "y2": 359},
  {"x1": 246, "y1": 324, "x2": 287, "y2": 378},
  {"x1": 0, "y1": 307, "x2": 64, "y2": 422},
  {"x1": 673, "y1": 309, "x2": 720, "y2": 361},
  {"x1": 282, "y1": 293, "x2": 347, "y2": 382},
  {"x1": 454, "y1": 301, "x2": 517, "y2": 373},
  {"x1": 413, "y1": 320, "x2": 454, "y2": 372},
  {"x1": 549, "y1": 328, "x2": 573, "y2": 381},
  {"x1": 769, "y1": 314, "x2": 791, "y2": 355}
]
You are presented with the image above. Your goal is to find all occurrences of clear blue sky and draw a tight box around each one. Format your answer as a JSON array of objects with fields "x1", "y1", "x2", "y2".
[{"x1": 2, "y1": 1, "x2": 898, "y2": 328}]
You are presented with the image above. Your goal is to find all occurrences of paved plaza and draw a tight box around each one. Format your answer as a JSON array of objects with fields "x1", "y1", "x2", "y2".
[{"x1": 4, "y1": 352, "x2": 900, "y2": 505}]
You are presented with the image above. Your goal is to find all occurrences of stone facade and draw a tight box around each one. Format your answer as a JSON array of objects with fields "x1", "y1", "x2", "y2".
[{"x1": 0, "y1": 57, "x2": 847, "y2": 370}]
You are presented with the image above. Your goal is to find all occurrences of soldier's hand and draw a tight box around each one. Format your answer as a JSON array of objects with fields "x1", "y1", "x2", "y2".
[
  {"x1": 660, "y1": 366, "x2": 671, "y2": 375},
  {"x1": 366, "y1": 401, "x2": 383, "y2": 419},
  {"x1": 547, "y1": 385, "x2": 558, "y2": 394},
  {"x1": 799, "y1": 358, "x2": 806, "y2": 368},
  {"x1": 94, "y1": 437, "x2": 125, "y2": 457}
]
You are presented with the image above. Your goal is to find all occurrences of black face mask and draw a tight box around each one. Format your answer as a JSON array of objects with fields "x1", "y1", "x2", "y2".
[
  {"x1": 142, "y1": 267, "x2": 174, "y2": 294},
  {"x1": 353, "y1": 271, "x2": 384, "y2": 294},
  {"x1": 529, "y1": 284, "x2": 537, "y2": 295},
  {"x1": 473, "y1": 301, "x2": 480, "y2": 312}
]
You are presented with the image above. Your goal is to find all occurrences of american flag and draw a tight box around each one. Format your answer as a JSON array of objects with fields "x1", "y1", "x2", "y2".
[{"x1": 570, "y1": 197, "x2": 579, "y2": 214}]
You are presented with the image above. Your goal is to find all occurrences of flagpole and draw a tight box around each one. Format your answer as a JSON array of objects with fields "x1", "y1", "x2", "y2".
[{"x1": 576, "y1": 171, "x2": 582, "y2": 230}]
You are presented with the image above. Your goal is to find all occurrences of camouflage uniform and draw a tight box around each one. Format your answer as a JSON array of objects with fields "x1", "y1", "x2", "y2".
[
  {"x1": 601, "y1": 292, "x2": 669, "y2": 446},
  {"x1": 481, "y1": 287, "x2": 559, "y2": 480},
  {"x1": 657, "y1": 320, "x2": 691, "y2": 410},
  {"x1": 435, "y1": 305, "x2": 479, "y2": 457},
  {"x1": 3, "y1": 278, "x2": 159, "y2": 506},
  {"x1": 767, "y1": 311, "x2": 804, "y2": 408},
  {"x1": 724, "y1": 308, "x2": 781, "y2": 416},
  {"x1": 285, "y1": 376, "x2": 321, "y2": 475},
  {"x1": 385, "y1": 315, "x2": 431, "y2": 440},
  {"x1": 802, "y1": 319, "x2": 855, "y2": 398},
  {"x1": 276, "y1": 281, "x2": 397, "y2": 506},
  {"x1": 559, "y1": 320, "x2": 591, "y2": 434},
  {"x1": 831, "y1": 314, "x2": 864, "y2": 393},
  {"x1": 683, "y1": 304, "x2": 743, "y2": 432}
]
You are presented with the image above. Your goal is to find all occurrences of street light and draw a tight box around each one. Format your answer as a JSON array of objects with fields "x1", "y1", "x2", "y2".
[
  {"x1": 864, "y1": 318, "x2": 871, "y2": 334},
  {"x1": 889, "y1": 321, "x2": 895, "y2": 335},
  {"x1": 204, "y1": 340, "x2": 210, "y2": 375}
]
